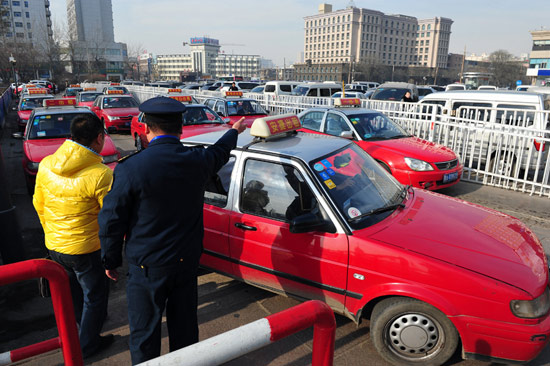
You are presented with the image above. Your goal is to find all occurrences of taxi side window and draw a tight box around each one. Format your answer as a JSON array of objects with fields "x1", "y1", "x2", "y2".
[
  {"x1": 240, "y1": 160, "x2": 320, "y2": 222},
  {"x1": 323, "y1": 113, "x2": 351, "y2": 136},
  {"x1": 300, "y1": 111, "x2": 324, "y2": 131},
  {"x1": 214, "y1": 101, "x2": 225, "y2": 116},
  {"x1": 205, "y1": 99, "x2": 216, "y2": 109},
  {"x1": 204, "y1": 156, "x2": 235, "y2": 207}
]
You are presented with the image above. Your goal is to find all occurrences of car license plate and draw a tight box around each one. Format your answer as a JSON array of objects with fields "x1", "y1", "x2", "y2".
[
  {"x1": 125, "y1": 122, "x2": 130, "y2": 127},
  {"x1": 443, "y1": 171, "x2": 458, "y2": 183}
]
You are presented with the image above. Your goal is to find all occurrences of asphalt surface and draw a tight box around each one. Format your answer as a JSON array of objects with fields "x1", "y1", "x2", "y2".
[{"x1": 0, "y1": 98, "x2": 549, "y2": 366}]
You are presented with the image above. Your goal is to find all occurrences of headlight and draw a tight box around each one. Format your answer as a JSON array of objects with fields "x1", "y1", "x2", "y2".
[
  {"x1": 27, "y1": 161, "x2": 40, "y2": 171},
  {"x1": 511, "y1": 287, "x2": 550, "y2": 319},
  {"x1": 102, "y1": 154, "x2": 119, "y2": 164},
  {"x1": 404, "y1": 157, "x2": 434, "y2": 171},
  {"x1": 108, "y1": 116, "x2": 120, "y2": 121}
]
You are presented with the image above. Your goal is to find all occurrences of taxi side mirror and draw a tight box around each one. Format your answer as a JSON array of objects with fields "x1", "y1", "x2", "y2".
[
  {"x1": 289, "y1": 213, "x2": 336, "y2": 234},
  {"x1": 340, "y1": 131, "x2": 354, "y2": 139},
  {"x1": 223, "y1": 118, "x2": 231, "y2": 123},
  {"x1": 12, "y1": 132, "x2": 23, "y2": 139}
]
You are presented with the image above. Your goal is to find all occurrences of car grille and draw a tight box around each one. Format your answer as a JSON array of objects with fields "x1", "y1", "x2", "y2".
[
  {"x1": 435, "y1": 159, "x2": 458, "y2": 170},
  {"x1": 119, "y1": 115, "x2": 133, "y2": 121}
]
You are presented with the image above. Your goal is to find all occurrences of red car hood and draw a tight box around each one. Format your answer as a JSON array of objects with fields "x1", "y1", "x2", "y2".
[
  {"x1": 359, "y1": 136, "x2": 457, "y2": 163},
  {"x1": 103, "y1": 107, "x2": 139, "y2": 117},
  {"x1": 18, "y1": 110, "x2": 32, "y2": 120},
  {"x1": 180, "y1": 124, "x2": 230, "y2": 139},
  {"x1": 25, "y1": 135, "x2": 119, "y2": 163},
  {"x1": 228, "y1": 115, "x2": 267, "y2": 127},
  {"x1": 359, "y1": 189, "x2": 547, "y2": 297}
]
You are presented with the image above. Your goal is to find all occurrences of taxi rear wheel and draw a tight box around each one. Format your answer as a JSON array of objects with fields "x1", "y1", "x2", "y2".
[
  {"x1": 135, "y1": 134, "x2": 143, "y2": 151},
  {"x1": 371, "y1": 297, "x2": 459, "y2": 366}
]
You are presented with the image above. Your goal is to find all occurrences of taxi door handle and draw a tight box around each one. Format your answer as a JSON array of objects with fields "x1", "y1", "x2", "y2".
[{"x1": 235, "y1": 223, "x2": 257, "y2": 231}]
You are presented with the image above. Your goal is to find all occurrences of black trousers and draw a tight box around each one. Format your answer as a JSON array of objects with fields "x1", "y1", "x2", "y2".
[{"x1": 126, "y1": 262, "x2": 199, "y2": 365}]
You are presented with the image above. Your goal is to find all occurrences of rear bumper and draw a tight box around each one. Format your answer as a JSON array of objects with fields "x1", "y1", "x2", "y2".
[{"x1": 455, "y1": 312, "x2": 550, "y2": 363}]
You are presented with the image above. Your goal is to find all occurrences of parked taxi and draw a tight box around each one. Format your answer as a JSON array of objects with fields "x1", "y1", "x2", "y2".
[
  {"x1": 131, "y1": 95, "x2": 228, "y2": 150},
  {"x1": 14, "y1": 89, "x2": 54, "y2": 130},
  {"x1": 91, "y1": 90, "x2": 139, "y2": 133},
  {"x1": 298, "y1": 98, "x2": 463, "y2": 190},
  {"x1": 76, "y1": 89, "x2": 103, "y2": 108},
  {"x1": 62, "y1": 84, "x2": 83, "y2": 99},
  {"x1": 203, "y1": 91, "x2": 268, "y2": 127},
  {"x1": 11, "y1": 99, "x2": 119, "y2": 195},
  {"x1": 182, "y1": 114, "x2": 550, "y2": 366}
]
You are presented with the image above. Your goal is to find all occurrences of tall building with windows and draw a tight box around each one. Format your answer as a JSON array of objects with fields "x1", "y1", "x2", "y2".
[
  {"x1": 156, "y1": 37, "x2": 261, "y2": 81},
  {"x1": 0, "y1": 0, "x2": 53, "y2": 49},
  {"x1": 303, "y1": 3, "x2": 452, "y2": 69},
  {"x1": 527, "y1": 30, "x2": 550, "y2": 85},
  {"x1": 65, "y1": 0, "x2": 127, "y2": 79}
]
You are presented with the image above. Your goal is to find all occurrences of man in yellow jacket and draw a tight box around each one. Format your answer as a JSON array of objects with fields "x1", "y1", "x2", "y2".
[{"x1": 33, "y1": 113, "x2": 114, "y2": 359}]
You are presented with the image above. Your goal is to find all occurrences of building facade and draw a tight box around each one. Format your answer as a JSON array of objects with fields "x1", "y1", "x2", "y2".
[
  {"x1": 0, "y1": 0, "x2": 53, "y2": 51},
  {"x1": 302, "y1": 3, "x2": 452, "y2": 71},
  {"x1": 155, "y1": 36, "x2": 261, "y2": 81},
  {"x1": 66, "y1": 0, "x2": 127, "y2": 80},
  {"x1": 527, "y1": 30, "x2": 550, "y2": 86}
]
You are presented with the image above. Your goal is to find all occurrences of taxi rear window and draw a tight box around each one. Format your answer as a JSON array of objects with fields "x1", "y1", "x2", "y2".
[{"x1": 28, "y1": 113, "x2": 86, "y2": 139}]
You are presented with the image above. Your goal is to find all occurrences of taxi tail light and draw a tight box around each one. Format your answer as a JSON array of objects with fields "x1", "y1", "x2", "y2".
[{"x1": 510, "y1": 287, "x2": 550, "y2": 319}]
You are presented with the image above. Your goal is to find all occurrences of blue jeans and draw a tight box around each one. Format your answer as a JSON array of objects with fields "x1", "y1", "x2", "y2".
[
  {"x1": 49, "y1": 249, "x2": 109, "y2": 355},
  {"x1": 127, "y1": 262, "x2": 198, "y2": 365}
]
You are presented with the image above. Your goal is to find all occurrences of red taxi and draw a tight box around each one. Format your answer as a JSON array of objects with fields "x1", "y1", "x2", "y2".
[
  {"x1": 203, "y1": 91, "x2": 268, "y2": 127},
  {"x1": 298, "y1": 98, "x2": 463, "y2": 190},
  {"x1": 76, "y1": 89, "x2": 104, "y2": 108},
  {"x1": 91, "y1": 91, "x2": 139, "y2": 133},
  {"x1": 11, "y1": 99, "x2": 119, "y2": 195},
  {"x1": 182, "y1": 114, "x2": 550, "y2": 366},
  {"x1": 15, "y1": 89, "x2": 54, "y2": 130},
  {"x1": 62, "y1": 85, "x2": 83, "y2": 99},
  {"x1": 131, "y1": 95, "x2": 228, "y2": 150}
]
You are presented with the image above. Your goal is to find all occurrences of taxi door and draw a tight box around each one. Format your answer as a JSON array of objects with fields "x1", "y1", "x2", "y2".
[{"x1": 228, "y1": 154, "x2": 349, "y2": 311}]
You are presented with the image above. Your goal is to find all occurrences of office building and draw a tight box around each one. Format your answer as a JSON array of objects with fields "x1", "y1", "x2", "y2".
[
  {"x1": 302, "y1": 3, "x2": 452, "y2": 69},
  {"x1": 155, "y1": 36, "x2": 261, "y2": 81},
  {"x1": 65, "y1": 0, "x2": 127, "y2": 79},
  {"x1": 527, "y1": 29, "x2": 550, "y2": 85},
  {"x1": 0, "y1": 0, "x2": 53, "y2": 50}
]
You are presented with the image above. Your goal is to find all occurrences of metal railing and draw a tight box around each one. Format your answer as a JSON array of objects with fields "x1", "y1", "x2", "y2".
[
  {"x1": 81, "y1": 83, "x2": 550, "y2": 197},
  {"x1": 0, "y1": 259, "x2": 82, "y2": 366},
  {"x1": 137, "y1": 300, "x2": 336, "y2": 366}
]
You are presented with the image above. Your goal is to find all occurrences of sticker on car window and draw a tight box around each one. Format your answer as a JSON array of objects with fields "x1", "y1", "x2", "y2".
[
  {"x1": 45, "y1": 115, "x2": 51, "y2": 119},
  {"x1": 326, "y1": 168, "x2": 335, "y2": 176},
  {"x1": 348, "y1": 207, "x2": 362, "y2": 218},
  {"x1": 318, "y1": 171, "x2": 330, "y2": 180},
  {"x1": 58, "y1": 117, "x2": 63, "y2": 121},
  {"x1": 324, "y1": 179, "x2": 336, "y2": 189},
  {"x1": 364, "y1": 133, "x2": 372, "y2": 139},
  {"x1": 37, "y1": 131, "x2": 46, "y2": 137},
  {"x1": 351, "y1": 118, "x2": 359, "y2": 124},
  {"x1": 321, "y1": 159, "x2": 332, "y2": 168},
  {"x1": 314, "y1": 163, "x2": 325, "y2": 172}
]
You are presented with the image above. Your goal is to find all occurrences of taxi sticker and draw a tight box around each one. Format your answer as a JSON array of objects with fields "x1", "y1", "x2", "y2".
[
  {"x1": 33, "y1": 120, "x2": 39, "y2": 125},
  {"x1": 351, "y1": 118, "x2": 359, "y2": 125},
  {"x1": 58, "y1": 117, "x2": 63, "y2": 121},
  {"x1": 321, "y1": 159, "x2": 332, "y2": 168},
  {"x1": 37, "y1": 131, "x2": 46, "y2": 137},
  {"x1": 364, "y1": 133, "x2": 372, "y2": 139},
  {"x1": 326, "y1": 168, "x2": 335, "y2": 176},
  {"x1": 348, "y1": 207, "x2": 362, "y2": 218},
  {"x1": 314, "y1": 163, "x2": 325, "y2": 172},
  {"x1": 324, "y1": 179, "x2": 336, "y2": 189},
  {"x1": 319, "y1": 171, "x2": 330, "y2": 180},
  {"x1": 40, "y1": 116, "x2": 46, "y2": 119},
  {"x1": 45, "y1": 115, "x2": 51, "y2": 119}
]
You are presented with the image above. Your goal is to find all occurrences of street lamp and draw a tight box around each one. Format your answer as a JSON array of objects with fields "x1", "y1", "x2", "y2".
[{"x1": 9, "y1": 55, "x2": 17, "y2": 97}]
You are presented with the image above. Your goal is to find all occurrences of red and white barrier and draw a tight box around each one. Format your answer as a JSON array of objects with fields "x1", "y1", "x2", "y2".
[{"x1": 138, "y1": 300, "x2": 336, "y2": 366}]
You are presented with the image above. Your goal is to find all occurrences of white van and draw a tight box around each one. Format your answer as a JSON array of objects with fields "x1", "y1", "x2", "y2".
[
  {"x1": 419, "y1": 90, "x2": 550, "y2": 174},
  {"x1": 292, "y1": 82, "x2": 342, "y2": 97},
  {"x1": 263, "y1": 81, "x2": 300, "y2": 96}
]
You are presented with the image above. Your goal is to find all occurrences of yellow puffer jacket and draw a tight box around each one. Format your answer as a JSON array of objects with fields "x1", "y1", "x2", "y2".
[{"x1": 33, "y1": 140, "x2": 113, "y2": 255}]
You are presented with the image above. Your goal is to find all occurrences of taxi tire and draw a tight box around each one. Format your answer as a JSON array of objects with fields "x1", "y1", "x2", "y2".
[
  {"x1": 371, "y1": 297, "x2": 459, "y2": 366},
  {"x1": 135, "y1": 134, "x2": 143, "y2": 151}
]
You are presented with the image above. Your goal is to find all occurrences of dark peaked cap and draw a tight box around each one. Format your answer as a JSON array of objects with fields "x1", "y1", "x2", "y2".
[{"x1": 139, "y1": 96, "x2": 187, "y2": 114}]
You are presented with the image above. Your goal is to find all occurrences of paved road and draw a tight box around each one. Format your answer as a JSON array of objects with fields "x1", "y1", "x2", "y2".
[{"x1": 1, "y1": 103, "x2": 549, "y2": 365}]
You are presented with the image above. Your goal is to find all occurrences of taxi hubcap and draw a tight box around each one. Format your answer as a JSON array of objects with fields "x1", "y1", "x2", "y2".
[{"x1": 387, "y1": 313, "x2": 439, "y2": 356}]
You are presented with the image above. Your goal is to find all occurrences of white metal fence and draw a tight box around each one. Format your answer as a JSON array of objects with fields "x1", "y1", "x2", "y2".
[{"x1": 82, "y1": 83, "x2": 550, "y2": 197}]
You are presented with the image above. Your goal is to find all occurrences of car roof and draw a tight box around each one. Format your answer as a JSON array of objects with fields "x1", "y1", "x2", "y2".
[
  {"x1": 182, "y1": 129, "x2": 351, "y2": 162},
  {"x1": 302, "y1": 106, "x2": 380, "y2": 116},
  {"x1": 421, "y1": 90, "x2": 546, "y2": 103},
  {"x1": 32, "y1": 107, "x2": 93, "y2": 115}
]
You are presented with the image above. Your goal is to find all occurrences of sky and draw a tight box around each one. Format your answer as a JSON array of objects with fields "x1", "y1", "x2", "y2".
[{"x1": 50, "y1": 0, "x2": 549, "y2": 67}]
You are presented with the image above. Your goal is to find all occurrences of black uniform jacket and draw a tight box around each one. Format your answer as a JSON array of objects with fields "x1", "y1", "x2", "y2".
[{"x1": 99, "y1": 129, "x2": 238, "y2": 270}]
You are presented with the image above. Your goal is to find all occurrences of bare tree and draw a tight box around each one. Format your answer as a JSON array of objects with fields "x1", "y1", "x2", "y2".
[{"x1": 489, "y1": 50, "x2": 527, "y2": 88}]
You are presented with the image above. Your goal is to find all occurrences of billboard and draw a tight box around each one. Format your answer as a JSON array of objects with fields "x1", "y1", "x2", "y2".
[{"x1": 190, "y1": 37, "x2": 219, "y2": 46}]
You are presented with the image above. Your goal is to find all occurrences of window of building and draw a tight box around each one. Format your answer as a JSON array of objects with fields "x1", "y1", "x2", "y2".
[
  {"x1": 16, "y1": 32, "x2": 23, "y2": 37},
  {"x1": 12, "y1": 0, "x2": 20, "y2": 5},
  {"x1": 25, "y1": 11, "x2": 29, "y2": 18},
  {"x1": 428, "y1": 24, "x2": 431, "y2": 30},
  {"x1": 426, "y1": 32, "x2": 430, "y2": 37},
  {"x1": 5, "y1": 32, "x2": 12, "y2": 37},
  {"x1": 14, "y1": 21, "x2": 22, "y2": 27},
  {"x1": 27, "y1": 32, "x2": 31, "y2": 38},
  {"x1": 1, "y1": 1, "x2": 8, "y2": 5},
  {"x1": 24, "y1": 1, "x2": 28, "y2": 7},
  {"x1": 14, "y1": 12, "x2": 21, "y2": 17}
]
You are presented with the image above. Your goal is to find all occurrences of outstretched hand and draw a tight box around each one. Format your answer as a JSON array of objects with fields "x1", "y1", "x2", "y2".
[{"x1": 232, "y1": 117, "x2": 247, "y2": 134}]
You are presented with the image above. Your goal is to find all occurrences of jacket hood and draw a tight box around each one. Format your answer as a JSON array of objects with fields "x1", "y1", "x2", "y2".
[{"x1": 47, "y1": 140, "x2": 103, "y2": 176}]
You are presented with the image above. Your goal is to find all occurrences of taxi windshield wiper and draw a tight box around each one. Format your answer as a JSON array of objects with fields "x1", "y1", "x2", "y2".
[
  {"x1": 347, "y1": 202, "x2": 405, "y2": 223},
  {"x1": 387, "y1": 134, "x2": 412, "y2": 139}
]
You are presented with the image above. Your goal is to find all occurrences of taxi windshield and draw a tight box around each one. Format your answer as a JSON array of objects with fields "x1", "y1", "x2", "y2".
[
  {"x1": 102, "y1": 97, "x2": 138, "y2": 109},
  {"x1": 65, "y1": 88, "x2": 82, "y2": 97},
  {"x1": 370, "y1": 88, "x2": 408, "y2": 101},
  {"x1": 183, "y1": 106, "x2": 224, "y2": 125},
  {"x1": 27, "y1": 113, "x2": 84, "y2": 139},
  {"x1": 20, "y1": 98, "x2": 50, "y2": 110},
  {"x1": 310, "y1": 144, "x2": 403, "y2": 229},
  {"x1": 226, "y1": 100, "x2": 266, "y2": 116},
  {"x1": 346, "y1": 112, "x2": 410, "y2": 140},
  {"x1": 80, "y1": 93, "x2": 102, "y2": 102}
]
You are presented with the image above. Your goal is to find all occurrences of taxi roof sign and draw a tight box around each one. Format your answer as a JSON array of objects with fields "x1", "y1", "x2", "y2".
[
  {"x1": 106, "y1": 90, "x2": 125, "y2": 95},
  {"x1": 169, "y1": 95, "x2": 193, "y2": 103},
  {"x1": 167, "y1": 88, "x2": 182, "y2": 93},
  {"x1": 110, "y1": 82, "x2": 120, "y2": 86},
  {"x1": 250, "y1": 114, "x2": 301, "y2": 138},
  {"x1": 223, "y1": 91, "x2": 243, "y2": 98},
  {"x1": 43, "y1": 98, "x2": 76, "y2": 108},
  {"x1": 69, "y1": 84, "x2": 80, "y2": 88},
  {"x1": 84, "y1": 87, "x2": 97, "y2": 91},
  {"x1": 334, "y1": 98, "x2": 361, "y2": 107},
  {"x1": 25, "y1": 84, "x2": 36, "y2": 88},
  {"x1": 28, "y1": 89, "x2": 48, "y2": 95}
]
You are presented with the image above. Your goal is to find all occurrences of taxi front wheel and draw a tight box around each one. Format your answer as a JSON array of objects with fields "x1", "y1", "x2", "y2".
[{"x1": 371, "y1": 297, "x2": 459, "y2": 366}]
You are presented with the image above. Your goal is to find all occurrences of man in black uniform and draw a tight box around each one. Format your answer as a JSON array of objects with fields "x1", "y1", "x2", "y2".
[{"x1": 98, "y1": 96, "x2": 246, "y2": 364}]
